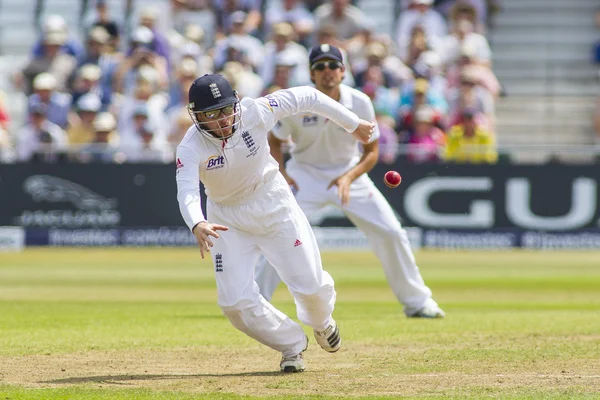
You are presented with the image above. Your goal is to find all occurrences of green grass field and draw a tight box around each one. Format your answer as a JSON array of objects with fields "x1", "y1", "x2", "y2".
[{"x1": 0, "y1": 248, "x2": 599, "y2": 399}]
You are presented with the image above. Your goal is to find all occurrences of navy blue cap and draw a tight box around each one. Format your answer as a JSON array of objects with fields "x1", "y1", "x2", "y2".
[
  {"x1": 309, "y1": 44, "x2": 344, "y2": 66},
  {"x1": 188, "y1": 74, "x2": 237, "y2": 112}
]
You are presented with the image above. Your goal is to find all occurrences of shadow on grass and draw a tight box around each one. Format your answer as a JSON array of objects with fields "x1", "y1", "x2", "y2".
[{"x1": 43, "y1": 371, "x2": 287, "y2": 385}]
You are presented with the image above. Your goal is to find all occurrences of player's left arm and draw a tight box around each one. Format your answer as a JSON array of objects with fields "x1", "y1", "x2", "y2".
[
  {"x1": 328, "y1": 140, "x2": 379, "y2": 206},
  {"x1": 328, "y1": 96, "x2": 381, "y2": 205}
]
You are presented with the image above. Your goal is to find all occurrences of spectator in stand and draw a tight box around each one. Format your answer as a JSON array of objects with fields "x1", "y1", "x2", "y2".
[
  {"x1": 400, "y1": 24, "x2": 442, "y2": 68},
  {"x1": 400, "y1": 0, "x2": 489, "y2": 31},
  {"x1": 264, "y1": 0, "x2": 315, "y2": 46},
  {"x1": 399, "y1": 78, "x2": 447, "y2": 132},
  {"x1": 406, "y1": 106, "x2": 445, "y2": 164},
  {"x1": 447, "y1": 67, "x2": 495, "y2": 131},
  {"x1": 213, "y1": 11, "x2": 265, "y2": 71},
  {"x1": 314, "y1": 0, "x2": 366, "y2": 45},
  {"x1": 78, "y1": 27, "x2": 121, "y2": 106},
  {"x1": 31, "y1": 15, "x2": 85, "y2": 62},
  {"x1": 441, "y1": 3, "x2": 492, "y2": 68},
  {"x1": 138, "y1": 6, "x2": 172, "y2": 64},
  {"x1": 220, "y1": 61, "x2": 264, "y2": 98},
  {"x1": 361, "y1": 79, "x2": 400, "y2": 125},
  {"x1": 18, "y1": 29, "x2": 78, "y2": 94},
  {"x1": 70, "y1": 64, "x2": 106, "y2": 107},
  {"x1": 354, "y1": 42, "x2": 396, "y2": 88},
  {"x1": 213, "y1": 0, "x2": 262, "y2": 39},
  {"x1": 594, "y1": 9, "x2": 600, "y2": 148},
  {"x1": 262, "y1": 51, "x2": 297, "y2": 94},
  {"x1": 396, "y1": 0, "x2": 446, "y2": 63},
  {"x1": 347, "y1": 23, "x2": 413, "y2": 87},
  {"x1": 167, "y1": 58, "x2": 198, "y2": 114},
  {"x1": 445, "y1": 43, "x2": 499, "y2": 97},
  {"x1": 16, "y1": 102, "x2": 68, "y2": 162},
  {"x1": 168, "y1": 23, "x2": 214, "y2": 74},
  {"x1": 113, "y1": 26, "x2": 169, "y2": 95},
  {"x1": 28, "y1": 73, "x2": 73, "y2": 130},
  {"x1": 260, "y1": 22, "x2": 310, "y2": 87},
  {"x1": 78, "y1": 112, "x2": 119, "y2": 163},
  {"x1": 445, "y1": 108, "x2": 497, "y2": 164},
  {"x1": 67, "y1": 93, "x2": 102, "y2": 146},
  {"x1": 85, "y1": 0, "x2": 121, "y2": 52},
  {"x1": 442, "y1": 0, "x2": 489, "y2": 34},
  {"x1": 375, "y1": 113, "x2": 400, "y2": 165},
  {"x1": 117, "y1": 68, "x2": 169, "y2": 150},
  {"x1": 122, "y1": 121, "x2": 173, "y2": 163},
  {"x1": 167, "y1": 108, "x2": 192, "y2": 148},
  {"x1": 411, "y1": 50, "x2": 447, "y2": 96}
]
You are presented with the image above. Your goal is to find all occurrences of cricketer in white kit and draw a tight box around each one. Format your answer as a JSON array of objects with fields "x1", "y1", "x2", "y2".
[
  {"x1": 175, "y1": 74, "x2": 376, "y2": 372},
  {"x1": 255, "y1": 45, "x2": 445, "y2": 318}
]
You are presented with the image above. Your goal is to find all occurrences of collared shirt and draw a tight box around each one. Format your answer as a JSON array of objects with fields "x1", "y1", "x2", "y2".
[
  {"x1": 271, "y1": 84, "x2": 380, "y2": 173},
  {"x1": 175, "y1": 86, "x2": 360, "y2": 231},
  {"x1": 445, "y1": 125, "x2": 497, "y2": 164}
]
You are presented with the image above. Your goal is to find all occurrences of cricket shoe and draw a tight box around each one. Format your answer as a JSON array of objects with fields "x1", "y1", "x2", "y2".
[
  {"x1": 314, "y1": 320, "x2": 341, "y2": 353},
  {"x1": 407, "y1": 306, "x2": 445, "y2": 319},
  {"x1": 280, "y1": 353, "x2": 305, "y2": 373},
  {"x1": 280, "y1": 335, "x2": 308, "y2": 373}
]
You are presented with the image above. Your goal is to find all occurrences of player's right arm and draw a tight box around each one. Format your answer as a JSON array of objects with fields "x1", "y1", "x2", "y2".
[
  {"x1": 251, "y1": 86, "x2": 375, "y2": 143},
  {"x1": 175, "y1": 143, "x2": 228, "y2": 259}
]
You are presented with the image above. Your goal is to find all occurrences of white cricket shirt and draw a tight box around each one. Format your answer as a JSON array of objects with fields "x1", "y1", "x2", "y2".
[
  {"x1": 271, "y1": 84, "x2": 380, "y2": 172},
  {"x1": 175, "y1": 86, "x2": 361, "y2": 231}
]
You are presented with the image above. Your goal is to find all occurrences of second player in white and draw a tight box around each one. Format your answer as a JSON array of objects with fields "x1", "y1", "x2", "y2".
[{"x1": 255, "y1": 45, "x2": 445, "y2": 318}]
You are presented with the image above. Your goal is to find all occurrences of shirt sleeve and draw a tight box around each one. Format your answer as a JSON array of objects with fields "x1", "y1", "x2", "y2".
[
  {"x1": 253, "y1": 86, "x2": 360, "y2": 133},
  {"x1": 270, "y1": 118, "x2": 294, "y2": 141},
  {"x1": 175, "y1": 144, "x2": 206, "y2": 232}
]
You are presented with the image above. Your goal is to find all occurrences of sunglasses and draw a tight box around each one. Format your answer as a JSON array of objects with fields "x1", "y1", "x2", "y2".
[
  {"x1": 200, "y1": 105, "x2": 235, "y2": 120},
  {"x1": 311, "y1": 61, "x2": 343, "y2": 71}
]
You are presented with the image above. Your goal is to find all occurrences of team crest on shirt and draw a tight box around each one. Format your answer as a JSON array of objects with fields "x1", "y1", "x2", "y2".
[
  {"x1": 242, "y1": 130, "x2": 260, "y2": 157},
  {"x1": 302, "y1": 115, "x2": 318, "y2": 126},
  {"x1": 205, "y1": 155, "x2": 225, "y2": 170}
]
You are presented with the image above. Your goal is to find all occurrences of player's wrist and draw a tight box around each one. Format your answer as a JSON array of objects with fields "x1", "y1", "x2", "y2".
[{"x1": 192, "y1": 221, "x2": 207, "y2": 234}]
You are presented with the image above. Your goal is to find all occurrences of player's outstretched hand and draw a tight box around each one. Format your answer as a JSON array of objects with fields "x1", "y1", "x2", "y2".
[
  {"x1": 192, "y1": 221, "x2": 229, "y2": 259},
  {"x1": 351, "y1": 119, "x2": 376, "y2": 144}
]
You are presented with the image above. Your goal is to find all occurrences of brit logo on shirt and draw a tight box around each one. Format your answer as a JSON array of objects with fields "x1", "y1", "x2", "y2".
[
  {"x1": 215, "y1": 253, "x2": 223, "y2": 272},
  {"x1": 205, "y1": 155, "x2": 225, "y2": 170}
]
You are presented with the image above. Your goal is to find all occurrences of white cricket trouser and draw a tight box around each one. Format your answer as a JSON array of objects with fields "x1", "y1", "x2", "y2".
[
  {"x1": 207, "y1": 173, "x2": 336, "y2": 357},
  {"x1": 255, "y1": 161, "x2": 437, "y2": 315}
]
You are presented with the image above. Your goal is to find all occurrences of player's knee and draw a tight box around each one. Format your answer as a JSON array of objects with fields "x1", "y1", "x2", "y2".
[{"x1": 219, "y1": 298, "x2": 261, "y2": 328}]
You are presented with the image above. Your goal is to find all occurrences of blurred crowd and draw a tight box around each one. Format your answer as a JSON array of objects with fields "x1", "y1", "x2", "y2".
[
  {"x1": 0, "y1": 0, "x2": 503, "y2": 165},
  {"x1": 595, "y1": 9, "x2": 600, "y2": 147}
]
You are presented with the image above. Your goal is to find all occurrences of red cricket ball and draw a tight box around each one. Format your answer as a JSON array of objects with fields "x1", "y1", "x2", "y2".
[{"x1": 384, "y1": 171, "x2": 402, "y2": 188}]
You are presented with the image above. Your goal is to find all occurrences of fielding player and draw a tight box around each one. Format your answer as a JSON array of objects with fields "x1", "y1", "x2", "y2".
[
  {"x1": 255, "y1": 45, "x2": 445, "y2": 318},
  {"x1": 176, "y1": 73, "x2": 375, "y2": 372}
]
